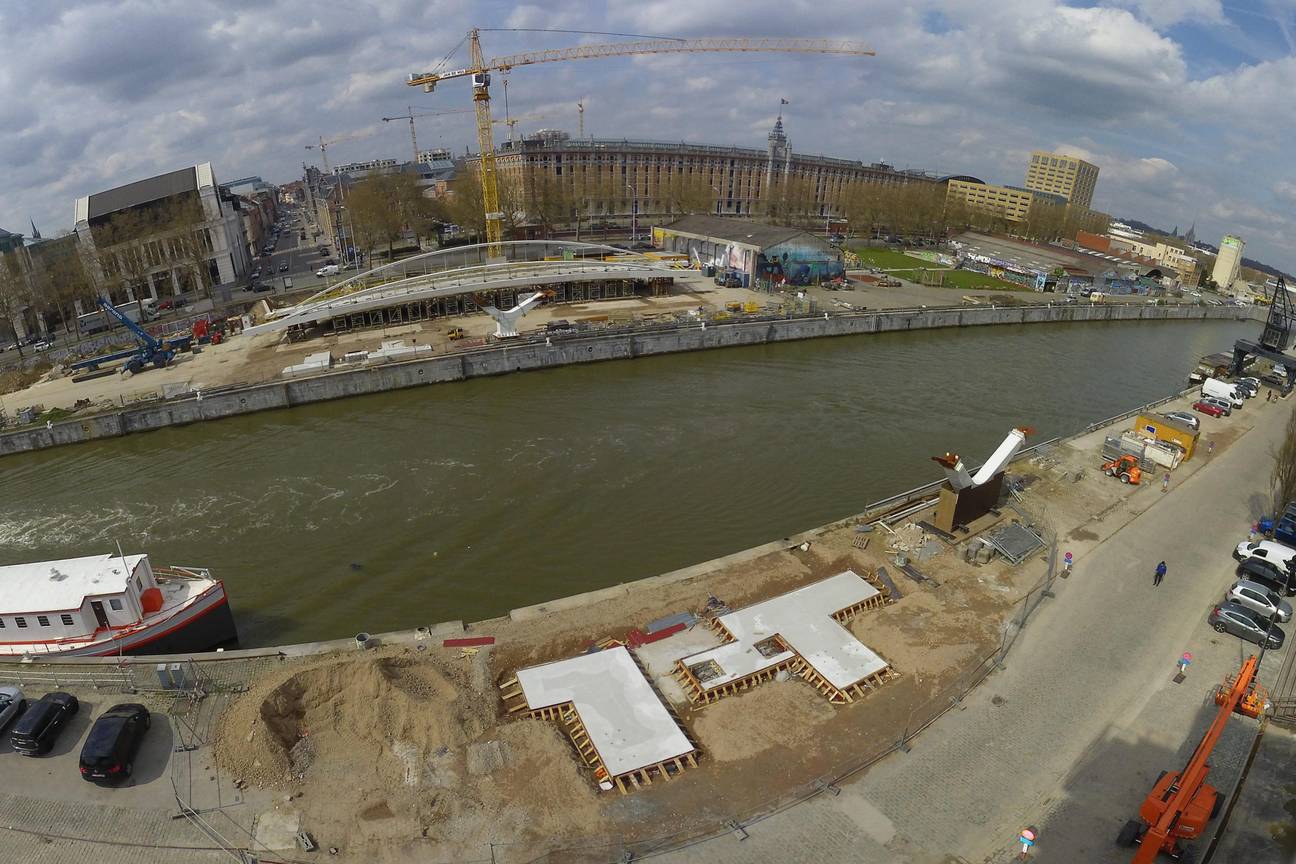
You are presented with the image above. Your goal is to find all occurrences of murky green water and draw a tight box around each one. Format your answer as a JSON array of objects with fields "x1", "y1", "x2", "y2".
[{"x1": 0, "y1": 318, "x2": 1256, "y2": 645}]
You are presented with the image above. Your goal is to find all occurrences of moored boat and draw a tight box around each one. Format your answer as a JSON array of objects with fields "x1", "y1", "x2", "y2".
[{"x1": 0, "y1": 553, "x2": 236, "y2": 657}]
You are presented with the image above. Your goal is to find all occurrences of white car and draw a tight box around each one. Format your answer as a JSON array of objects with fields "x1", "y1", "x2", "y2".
[
  {"x1": 1236, "y1": 540, "x2": 1296, "y2": 571},
  {"x1": 32, "y1": 340, "x2": 52, "y2": 352},
  {"x1": 1227, "y1": 579, "x2": 1293, "y2": 623}
]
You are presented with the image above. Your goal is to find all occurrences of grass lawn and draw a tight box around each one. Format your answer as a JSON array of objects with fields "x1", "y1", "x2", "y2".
[{"x1": 845, "y1": 246, "x2": 934, "y2": 270}]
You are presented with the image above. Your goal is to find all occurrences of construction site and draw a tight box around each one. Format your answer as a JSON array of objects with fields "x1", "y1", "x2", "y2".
[{"x1": 193, "y1": 396, "x2": 1260, "y2": 862}]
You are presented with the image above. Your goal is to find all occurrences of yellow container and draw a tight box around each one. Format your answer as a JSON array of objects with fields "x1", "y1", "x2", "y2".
[{"x1": 1133, "y1": 414, "x2": 1198, "y2": 459}]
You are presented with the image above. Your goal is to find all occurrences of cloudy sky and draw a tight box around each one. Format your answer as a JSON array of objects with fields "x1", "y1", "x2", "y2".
[{"x1": 1, "y1": 0, "x2": 1293, "y2": 272}]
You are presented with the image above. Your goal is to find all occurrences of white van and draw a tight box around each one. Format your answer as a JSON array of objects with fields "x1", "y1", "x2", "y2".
[
  {"x1": 315, "y1": 264, "x2": 340, "y2": 278},
  {"x1": 1236, "y1": 539, "x2": 1296, "y2": 571},
  {"x1": 1202, "y1": 377, "x2": 1244, "y2": 408}
]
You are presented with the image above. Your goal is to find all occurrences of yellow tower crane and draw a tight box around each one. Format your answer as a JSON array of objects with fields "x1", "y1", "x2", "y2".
[
  {"x1": 407, "y1": 31, "x2": 874, "y2": 254},
  {"x1": 381, "y1": 107, "x2": 475, "y2": 166}
]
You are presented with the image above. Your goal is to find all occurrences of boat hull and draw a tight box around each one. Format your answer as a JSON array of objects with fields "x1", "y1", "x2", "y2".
[{"x1": 2, "y1": 582, "x2": 238, "y2": 658}]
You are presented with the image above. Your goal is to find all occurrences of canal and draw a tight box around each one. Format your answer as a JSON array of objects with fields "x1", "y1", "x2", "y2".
[{"x1": 0, "y1": 318, "x2": 1257, "y2": 645}]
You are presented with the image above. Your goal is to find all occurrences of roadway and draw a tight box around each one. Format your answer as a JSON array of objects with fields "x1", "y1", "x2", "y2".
[{"x1": 659, "y1": 396, "x2": 1287, "y2": 864}]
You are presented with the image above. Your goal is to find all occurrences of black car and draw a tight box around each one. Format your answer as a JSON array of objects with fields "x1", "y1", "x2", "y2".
[
  {"x1": 1236, "y1": 557, "x2": 1296, "y2": 596},
  {"x1": 278, "y1": 262, "x2": 289, "y2": 272},
  {"x1": 10, "y1": 692, "x2": 79, "y2": 756},
  {"x1": 79, "y1": 703, "x2": 150, "y2": 784}
]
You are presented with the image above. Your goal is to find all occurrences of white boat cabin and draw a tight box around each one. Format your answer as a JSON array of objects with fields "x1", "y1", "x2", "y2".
[{"x1": 0, "y1": 553, "x2": 161, "y2": 642}]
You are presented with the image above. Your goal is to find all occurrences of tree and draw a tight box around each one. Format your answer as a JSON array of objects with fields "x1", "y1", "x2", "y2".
[
  {"x1": 1272, "y1": 405, "x2": 1296, "y2": 513},
  {"x1": 0, "y1": 250, "x2": 32, "y2": 358},
  {"x1": 160, "y1": 195, "x2": 221, "y2": 303}
]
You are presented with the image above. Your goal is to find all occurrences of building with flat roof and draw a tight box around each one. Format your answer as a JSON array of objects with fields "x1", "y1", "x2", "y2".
[
  {"x1": 1025, "y1": 150, "x2": 1100, "y2": 210},
  {"x1": 944, "y1": 179, "x2": 1065, "y2": 224},
  {"x1": 653, "y1": 215, "x2": 843, "y2": 286},
  {"x1": 473, "y1": 117, "x2": 936, "y2": 230},
  {"x1": 74, "y1": 162, "x2": 250, "y2": 302},
  {"x1": 1212, "y1": 234, "x2": 1245, "y2": 289}
]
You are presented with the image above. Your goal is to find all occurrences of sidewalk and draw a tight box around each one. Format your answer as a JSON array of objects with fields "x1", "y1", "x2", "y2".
[{"x1": 654, "y1": 397, "x2": 1290, "y2": 864}]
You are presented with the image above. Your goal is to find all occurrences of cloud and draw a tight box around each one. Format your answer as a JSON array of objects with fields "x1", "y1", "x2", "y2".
[{"x1": 0, "y1": 0, "x2": 1293, "y2": 273}]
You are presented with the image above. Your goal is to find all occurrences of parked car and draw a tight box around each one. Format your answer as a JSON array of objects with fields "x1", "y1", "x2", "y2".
[
  {"x1": 1192, "y1": 400, "x2": 1224, "y2": 418},
  {"x1": 79, "y1": 703, "x2": 150, "y2": 784},
  {"x1": 1236, "y1": 557, "x2": 1295, "y2": 596},
  {"x1": 1163, "y1": 410, "x2": 1200, "y2": 430},
  {"x1": 1209, "y1": 602, "x2": 1285, "y2": 648},
  {"x1": 1201, "y1": 396, "x2": 1233, "y2": 416},
  {"x1": 1227, "y1": 579, "x2": 1293, "y2": 622},
  {"x1": 1234, "y1": 379, "x2": 1258, "y2": 398},
  {"x1": 0, "y1": 685, "x2": 26, "y2": 733},
  {"x1": 32, "y1": 340, "x2": 52, "y2": 352},
  {"x1": 250, "y1": 267, "x2": 261, "y2": 280},
  {"x1": 1235, "y1": 539, "x2": 1296, "y2": 571},
  {"x1": 278, "y1": 262, "x2": 289, "y2": 272},
  {"x1": 10, "y1": 691, "x2": 79, "y2": 756}
]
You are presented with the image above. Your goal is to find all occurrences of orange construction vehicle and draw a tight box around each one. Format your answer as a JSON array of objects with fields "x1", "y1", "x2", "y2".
[
  {"x1": 1103, "y1": 454, "x2": 1143, "y2": 484},
  {"x1": 1118, "y1": 655, "x2": 1268, "y2": 862}
]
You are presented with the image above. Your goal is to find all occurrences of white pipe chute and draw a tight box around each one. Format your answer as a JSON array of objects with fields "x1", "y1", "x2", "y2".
[{"x1": 932, "y1": 427, "x2": 1032, "y2": 491}]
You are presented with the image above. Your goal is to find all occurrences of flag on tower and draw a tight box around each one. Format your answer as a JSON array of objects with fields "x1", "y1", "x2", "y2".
[{"x1": 780, "y1": 98, "x2": 789, "y2": 105}]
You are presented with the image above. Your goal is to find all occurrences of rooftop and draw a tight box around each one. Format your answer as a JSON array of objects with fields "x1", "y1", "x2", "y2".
[
  {"x1": 659, "y1": 215, "x2": 827, "y2": 250},
  {"x1": 79, "y1": 163, "x2": 215, "y2": 223},
  {"x1": 0, "y1": 553, "x2": 146, "y2": 615},
  {"x1": 516, "y1": 645, "x2": 694, "y2": 777}
]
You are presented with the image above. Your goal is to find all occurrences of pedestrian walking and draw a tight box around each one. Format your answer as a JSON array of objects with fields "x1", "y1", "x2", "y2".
[
  {"x1": 1178, "y1": 652, "x2": 1192, "y2": 676},
  {"x1": 1162, "y1": 473, "x2": 1170, "y2": 493},
  {"x1": 1154, "y1": 560, "x2": 1167, "y2": 587},
  {"x1": 1208, "y1": 439, "x2": 1215, "y2": 457}
]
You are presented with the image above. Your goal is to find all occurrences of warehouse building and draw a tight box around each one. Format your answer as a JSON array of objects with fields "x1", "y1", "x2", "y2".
[{"x1": 653, "y1": 215, "x2": 843, "y2": 287}]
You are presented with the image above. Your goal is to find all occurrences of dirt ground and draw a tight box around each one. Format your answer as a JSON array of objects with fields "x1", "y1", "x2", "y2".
[{"x1": 210, "y1": 456, "x2": 1094, "y2": 862}]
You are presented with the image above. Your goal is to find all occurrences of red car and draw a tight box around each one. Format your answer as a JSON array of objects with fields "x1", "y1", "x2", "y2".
[{"x1": 1193, "y1": 400, "x2": 1224, "y2": 417}]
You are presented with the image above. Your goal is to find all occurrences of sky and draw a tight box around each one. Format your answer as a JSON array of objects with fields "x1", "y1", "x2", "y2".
[{"x1": 1, "y1": 0, "x2": 1293, "y2": 273}]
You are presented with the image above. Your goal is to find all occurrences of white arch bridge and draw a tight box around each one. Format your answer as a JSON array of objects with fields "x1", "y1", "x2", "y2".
[{"x1": 244, "y1": 241, "x2": 680, "y2": 337}]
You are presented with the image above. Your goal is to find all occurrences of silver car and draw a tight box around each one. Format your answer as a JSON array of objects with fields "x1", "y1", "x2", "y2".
[
  {"x1": 0, "y1": 685, "x2": 26, "y2": 732},
  {"x1": 1227, "y1": 580, "x2": 1293, "y2": 622},
  {"x1": 1163, "y1": 411, "x2": 1200, "y2": 431}
]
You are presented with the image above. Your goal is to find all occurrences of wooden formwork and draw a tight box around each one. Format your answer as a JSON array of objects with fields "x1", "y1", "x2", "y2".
[
  {"x1": 498, "y1": 668, "x2": 700, "y2": 795},
  {"x1": 673, "y1": 585, "x2": 895, "y2": 706}
]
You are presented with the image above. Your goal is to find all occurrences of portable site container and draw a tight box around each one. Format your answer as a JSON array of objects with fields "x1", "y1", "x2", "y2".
[{"x1": 1134, "y1": 414, "x2": 1199, "y2": 460}]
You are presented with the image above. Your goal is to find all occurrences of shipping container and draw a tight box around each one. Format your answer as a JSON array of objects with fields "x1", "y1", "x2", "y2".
[{"x1": 1134, "y1": 414, "x2": 1199, "y2": 460}]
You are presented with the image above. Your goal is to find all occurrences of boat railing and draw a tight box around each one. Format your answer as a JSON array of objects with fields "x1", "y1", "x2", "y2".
[{"x1": 154, "y1": 565, "x2": 213, "y2": 581}]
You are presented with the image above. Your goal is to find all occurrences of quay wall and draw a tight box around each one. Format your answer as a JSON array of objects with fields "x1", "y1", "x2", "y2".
[{"x1": 0, "y1": 302, "x2": 1254, "y2": 458}]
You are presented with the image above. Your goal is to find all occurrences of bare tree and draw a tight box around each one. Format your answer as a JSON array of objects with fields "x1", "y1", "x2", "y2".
[
  {"x1": 0, "y1": 250, "x2": 32, "y2": 358},
  {"x1": 1272, "y1": 405, "x2": 1296, "y2": 513}
]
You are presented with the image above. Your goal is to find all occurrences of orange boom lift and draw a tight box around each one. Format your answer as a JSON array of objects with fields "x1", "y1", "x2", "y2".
[{"x1": 1118, "y1": 655, "x2": 1268, "y2": 862}]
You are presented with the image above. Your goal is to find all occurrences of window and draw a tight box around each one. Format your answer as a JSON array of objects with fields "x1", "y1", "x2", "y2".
[
  {"x1": 135, "y1": 577, "x2": 142, "y2": 593},
  {"x1": 61, "y1": 614, "x2": 74, "y2": 626},
  {"x1": 0, "y1": 618, "x2": 5, "y2": 629},
  {"x1": 37, "y1": 615, "x2": 50, "y2": 627},
  {"x1": 15, "y1": 616, "x2": 27, "y2": 628},
  {"x1": 109, "y1": 598, "x2": 123, "y2": 611}
]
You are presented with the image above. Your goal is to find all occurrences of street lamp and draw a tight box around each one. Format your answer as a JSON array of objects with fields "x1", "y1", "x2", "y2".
[{"x1": 625, "y1": 183, "x2": 638, "y2": 243}]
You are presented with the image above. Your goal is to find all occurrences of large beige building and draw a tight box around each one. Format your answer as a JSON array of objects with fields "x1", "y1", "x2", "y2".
[
  {"x1": 1212, "y1": 234, "x2": 1244, "y2": 289},
  {"x1": 477, "y1": 119, "x2": 936, "y2": 226},
  {"x1": 944, "y1": 179, "x2": 1063, "y2": 223},
  {"x1": 1024, "y1": 151, "x2": 1100, "y2": 210}
]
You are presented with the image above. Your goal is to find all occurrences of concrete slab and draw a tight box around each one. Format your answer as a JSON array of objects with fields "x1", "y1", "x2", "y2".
[
  {"x1": 517, "y1": 645, "x2": 694, "y2": 777},
  {"x1": 253, "y1": 809, "x2": 302, "y2": 851},
  {"x1": 681, "y1": 570, "x2": 887, "y2": 693},
  {"x1": 635, "y1": 625, "x2": 725, "y2": 705}
]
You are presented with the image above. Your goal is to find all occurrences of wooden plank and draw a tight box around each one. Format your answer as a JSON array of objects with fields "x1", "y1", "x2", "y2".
[{"x1": 443, "y1": 636, "x2": 496, "y2": 648}]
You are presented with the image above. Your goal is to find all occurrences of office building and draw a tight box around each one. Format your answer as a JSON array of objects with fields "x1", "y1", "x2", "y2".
[
  {"x1": 943, "y1": 179, "x2": 1065, "y2": 223},
  {"x1": 1024, "y1": 151, "x2": 1100, "y2": 210},
  {"x1": 74, "y1": 162, "x2": 251, "y2": 301}
]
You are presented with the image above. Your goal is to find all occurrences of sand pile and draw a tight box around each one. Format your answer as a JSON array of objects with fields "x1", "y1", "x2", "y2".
[
  {"x1": 217, "y1": 651, "x2": 491, "y2": 788},
  {"x1": 215, "y1": 649, "x2": 605, "y2": 858}
]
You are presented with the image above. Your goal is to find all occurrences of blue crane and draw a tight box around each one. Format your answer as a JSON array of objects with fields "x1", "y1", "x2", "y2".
[{"x1": 68, "y1": 297, "x2": 192, "y2": 374}]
